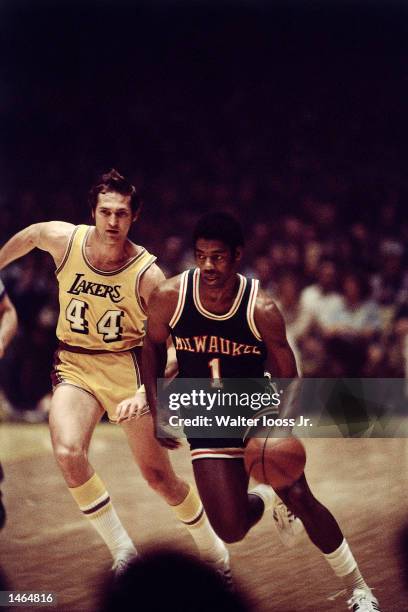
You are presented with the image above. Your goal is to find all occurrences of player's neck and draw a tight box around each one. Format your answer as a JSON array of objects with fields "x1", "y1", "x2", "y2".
[
  {"x1": 199, "y1": 273, "x2": 240, "y2": 308},
  {"x1": 86, "y1": 227, "x2": 134, "y2": 269}
]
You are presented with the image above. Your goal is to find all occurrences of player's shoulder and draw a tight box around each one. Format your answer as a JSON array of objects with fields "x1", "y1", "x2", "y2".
[
  {"x1": 255, "y1": 286, "x2": 279, "y2": 313},
  {"x1": 153, "y1": 272, "x2": 184, "y2": 298},
  {"x1": 254, "y1": 287, "x2": 286, "y2": 329},
  {"x1": 146, "y1": 272, "x2": 185, "y2": 322},
  {"x1": 39, "y1": 220, "x2": 76, "y2": 241},
  {"x1": 38, "y1": 221, "x2": 77, "y2": 262}
]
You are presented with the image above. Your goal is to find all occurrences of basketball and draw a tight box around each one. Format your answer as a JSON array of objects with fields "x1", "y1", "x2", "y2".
[{"x1": 244, "y1": 435, "x2": 306, "y2": 489}]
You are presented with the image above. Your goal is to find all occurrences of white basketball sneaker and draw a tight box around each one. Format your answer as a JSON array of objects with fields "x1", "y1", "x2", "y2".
[
  {"x1": 211, "y1": 549, "x2": 234, "y2": 591},
  {"x1": 347, "y1": 589, "x2": 381, "y2": 612},
  {"x1": 272, "y1": 498, "x2": 304, "y2": 548},
  {"x1": 112, "y1": 548, "x2": 137, "y2": 577},
  {"x1": 250, "y1": 484, "x2": 304, "y2": 548}
]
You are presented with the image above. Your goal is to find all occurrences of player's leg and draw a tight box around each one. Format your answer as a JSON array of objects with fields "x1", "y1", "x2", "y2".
[
  {"x1": 122, "y1": 413, "x2": 230, "y2": 570},
  {"x1": 49, "y1": 384, "x2": 136, "y2": 569},
  {"x1": 192, "y1": 457, "x2": 269, "y2": 544},
  {"x1": 277, "y1": 473, "x2": 380, "y2": 610},
  {"x1": 275, "y1": 473, "x2": 342, "y2": 552}
]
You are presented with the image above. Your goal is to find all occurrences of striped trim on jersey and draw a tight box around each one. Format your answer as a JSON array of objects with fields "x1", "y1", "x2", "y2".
[
  {"x1": 169, "y1": 270, "x2": 189, "y2": 328},
  {"x1": 135, "y1": 254, "x2": 157, "y2": 315},
  {"x1": 192, "y1": 269, "x2": 247, "y2": 321},
  {"x1": 246, "y1": 278, "x2": 262, "y2": 341},
  {"x1": 191, "y1": 447, "x2": 245, "y2": 461},
  {"x1": 55, "y1": 226, "x2": 79, "y2": 276},
  {"x1": 130, "y1": 349, "x2": 142, "y2": 388}
]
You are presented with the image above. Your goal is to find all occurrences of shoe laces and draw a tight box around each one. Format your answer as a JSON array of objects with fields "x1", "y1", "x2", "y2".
[
  {"x1": 347, "y1": 590, "x2": 378, "y2": 611},
  {"x1": 112, "y1": 552, "x2": 136, "y2": 576},
  {"x1": 273, "y1": 502, "x2": 296, "y2": 527}
]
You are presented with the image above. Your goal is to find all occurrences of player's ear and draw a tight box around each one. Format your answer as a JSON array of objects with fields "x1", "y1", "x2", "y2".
[
  {"x1": 91, "y1": 208, "x2": 95, "y2": 220},
  {"x1": 132, "y1": 203, "x2": 142, "y2": 223},
  {"x1": 234, "y1": 247, "x2": 243, "y2": 262}
]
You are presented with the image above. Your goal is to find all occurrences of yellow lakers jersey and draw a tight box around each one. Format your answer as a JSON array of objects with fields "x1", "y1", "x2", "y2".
[{"x1": 55, "y1": 225, "x2": 156, "y2": 352}]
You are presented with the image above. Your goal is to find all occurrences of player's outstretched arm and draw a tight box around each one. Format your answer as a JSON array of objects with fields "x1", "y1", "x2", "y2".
[
  {"x1": 0, "y1": 221, "x2": 74, "y2": 270},
  {"x1": 0, "y1": 293, "x2": 18, "y2": 358}
]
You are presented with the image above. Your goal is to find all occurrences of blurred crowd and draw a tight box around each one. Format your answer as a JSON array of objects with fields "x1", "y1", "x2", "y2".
[{"x1": 0, "y1": 81, "x2": 407, "y2": 417}]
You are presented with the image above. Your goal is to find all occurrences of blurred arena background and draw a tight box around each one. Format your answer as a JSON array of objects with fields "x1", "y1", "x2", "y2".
[
  {"x1": 1, "y1": 1, "x2": 407, "y2": 418},
  {"x1": 0, "y1": 1, "x2": 407, "y2": 609}
]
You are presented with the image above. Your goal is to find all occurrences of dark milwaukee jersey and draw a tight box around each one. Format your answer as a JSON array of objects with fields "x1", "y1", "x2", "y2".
[{"x1": 170, "y1": 269, "x2": 267, "y2": 380}]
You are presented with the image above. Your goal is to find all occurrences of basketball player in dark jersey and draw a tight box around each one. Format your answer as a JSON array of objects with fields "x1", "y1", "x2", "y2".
[{"x1": 143, "y1": 213, "x2": 381, "y2": 612}]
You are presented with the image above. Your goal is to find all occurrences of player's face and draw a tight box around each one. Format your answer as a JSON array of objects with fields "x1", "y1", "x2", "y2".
[
  {"x1": 92, "y1": 192, "x2": 135, "y2": 244},
  {"x1": 195, "y1": 239, "x2": 241, "y2": 288}
]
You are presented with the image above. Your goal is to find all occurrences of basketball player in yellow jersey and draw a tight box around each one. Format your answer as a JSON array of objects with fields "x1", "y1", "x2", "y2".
[{"x1": 0, "y1": 169, "x2": 230, "y2": 577}]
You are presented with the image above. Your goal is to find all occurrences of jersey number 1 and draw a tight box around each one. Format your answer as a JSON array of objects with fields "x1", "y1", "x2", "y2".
[{"x1": 208, "y1": 357, "x2": 223, "y2": 388}]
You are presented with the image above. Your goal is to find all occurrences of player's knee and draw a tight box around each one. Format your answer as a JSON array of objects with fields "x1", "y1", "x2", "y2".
[
  {"x1": 283, "y1": 481, "x2": 314, "y2": 513},
  {"x1": 54, "y1": 442, "x2": 87, "y2": 472},
  {"x1": 212, "y1": 517, "x2": 249, "y2": 544}
]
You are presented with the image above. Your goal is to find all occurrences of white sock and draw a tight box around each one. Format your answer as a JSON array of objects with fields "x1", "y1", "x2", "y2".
[
  {"x1": 69, "y1": 473, "x2": 137, "y2": 561},
  {"x1": 249, "y1": 483, "x2": 276, "y2": 512},
  {"x1": 324, "y1": 538, "x2": 371, "y2": 595},
  {"x1": 172, "y1": 485, "x2": 229, "y2": 566}
]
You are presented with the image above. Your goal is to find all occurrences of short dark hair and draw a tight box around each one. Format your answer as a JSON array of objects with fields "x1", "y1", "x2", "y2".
[
  {"x1": 88, "y1": 169, "x2": 142, "y2": 214},
  {"x1": 193, "y1": 212, "x2": 244, "y2": 253}
]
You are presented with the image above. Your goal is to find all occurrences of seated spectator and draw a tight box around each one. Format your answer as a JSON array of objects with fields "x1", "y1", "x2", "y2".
[
  {"x1": 299, "y1": 258, "x2": 343, "y2": 335},
  {"x1": 274, "y1": 272, "x2": 308, "y2": 373},
  {"x1": 323, "y1": 272, "x2": 381, "y2": 376},
  {"x1": 371, "y1": 240, "x2": 407, "y2": 330},
  {"x1": 386, "y1": 302, "x2": 408, "y2": 378}
]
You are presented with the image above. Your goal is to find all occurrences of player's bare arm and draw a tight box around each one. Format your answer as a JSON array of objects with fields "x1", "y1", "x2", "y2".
[
  {"x1": 254, "y1": 291, "x2": 298, "y2": 378},
  {"x1": 0, "y1": 293, "x2": 18, "y2": 358},
  {"x1": 115, "y1": 264, "x2": 176, "y2": 423},
  {"x1": 0, "y1": 221, "x2": 75, "y2": 270},
  {"x1": 142, "y1": 276, "x2": 180, "y2": 448},
  {"x1": 254, "y1": 291, "x2": 300, "y2": 424}
]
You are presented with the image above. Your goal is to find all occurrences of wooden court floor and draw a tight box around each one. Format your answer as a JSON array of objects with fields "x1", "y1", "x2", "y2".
[{"x1": 0, "y1": 424, "x2": 407, "y2": 611}]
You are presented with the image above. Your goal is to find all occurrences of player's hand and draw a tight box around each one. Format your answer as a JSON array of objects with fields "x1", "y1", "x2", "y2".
[
  {"x1": 156, "y1": 436, "x2": 181, "y2": 450},
  {"x1": 153, "y1": 419, "x2": 181, "y2": 449},
  {"x1": 115, "y1": 392, "x2": 147, "y2": 423}
]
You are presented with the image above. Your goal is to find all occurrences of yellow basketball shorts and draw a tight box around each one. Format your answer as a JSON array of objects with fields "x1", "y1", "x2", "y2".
[{"x1": 51, "y1": 346, "x2": 142, "y2": 423}]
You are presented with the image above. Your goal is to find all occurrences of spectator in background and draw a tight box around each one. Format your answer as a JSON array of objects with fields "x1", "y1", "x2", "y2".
[
  {"x1": 245, "y1": 255, "x2": 275, "y2": 294},
  {"x1": 372, "y1": 241, "x2": 407, "y2": 330},
  {"x1": 386, "y1": 302, "x2": 408, "y2": 378},
  {"x1": 323, "y1": 272, "x2": 381, "y2": 376},
  {"x1": 299, "y1": 258, "x2": 343, "y2": 335},
  {"x1": 274, "y1": 272, "x2": 308, "y2": 373}
]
